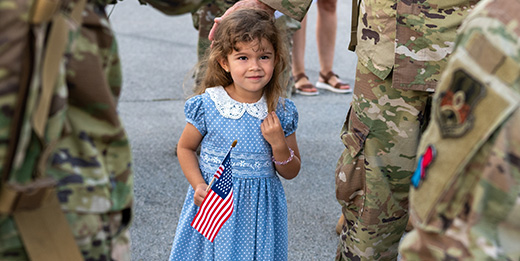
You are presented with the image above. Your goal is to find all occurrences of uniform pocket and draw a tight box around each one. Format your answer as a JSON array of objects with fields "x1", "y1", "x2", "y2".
[
  {"x1": 336, "y1": 108, "x2": 370, "y2": 217},
  {"x1": 340, "y1": 108, "x2": 370, "y2": 159}
]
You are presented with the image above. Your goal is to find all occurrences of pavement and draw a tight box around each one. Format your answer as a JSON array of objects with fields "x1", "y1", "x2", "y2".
[{"x1": 110, "y1": 1, "x2": 357, "y2": 259}]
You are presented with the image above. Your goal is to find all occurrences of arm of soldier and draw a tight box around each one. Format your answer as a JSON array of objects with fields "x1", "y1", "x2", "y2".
[
  {"x1": 208, "y1": 0, "x2": 311, "y2": 41},
  {"x1": 177, "y1": 123, "x2": 207, "y2": 206},
  {"x1": 258, "y1": 0, "x2": 311, "y2": 21}
]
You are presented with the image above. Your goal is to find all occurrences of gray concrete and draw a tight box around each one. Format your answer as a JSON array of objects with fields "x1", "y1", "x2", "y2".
[{"x1": 110, "y1": 1, "x2": 357, "y2": 259}]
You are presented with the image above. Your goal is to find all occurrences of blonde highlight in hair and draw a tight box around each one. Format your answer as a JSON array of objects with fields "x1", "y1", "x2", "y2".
[{"x1": 194, "y1": 9, "x2": 288, "y2": 112}]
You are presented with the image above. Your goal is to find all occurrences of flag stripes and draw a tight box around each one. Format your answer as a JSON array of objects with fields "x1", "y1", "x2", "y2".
[
  {"x1": 191, "y1": 144, "x2": 234, "y2": 242},
  {"x1": 214, "y1": 165, "x2": 224, "y2": 179},
  {"x1": 191, "y1": 190, "x2": 234, "y2": 242}
]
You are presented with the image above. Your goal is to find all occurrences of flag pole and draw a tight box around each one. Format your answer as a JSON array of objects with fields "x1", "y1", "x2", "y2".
[{"x1": 206, "y1": 140, "x2": 237, "y2": 192}]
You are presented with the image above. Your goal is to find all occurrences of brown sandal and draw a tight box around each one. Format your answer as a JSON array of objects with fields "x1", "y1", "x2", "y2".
[
  {"x1": 294, "y1": 73, "x2": 319, "y2": 96},
  {"x1": 316, "y1": 71, "x2": 352, "y2": 93}
]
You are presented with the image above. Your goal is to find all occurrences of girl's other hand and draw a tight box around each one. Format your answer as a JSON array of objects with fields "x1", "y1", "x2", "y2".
[
  {"x1": 261, "y1": 112, "x2": 286, "y2": 148},
  {"x1": 194, "y1": 183, "x2": 208, "y2": 206}
]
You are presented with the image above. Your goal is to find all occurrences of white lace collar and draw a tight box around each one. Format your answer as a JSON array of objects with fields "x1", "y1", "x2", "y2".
[{"x1": 206, "y1": 86, "x2": 268, "y2": 120}]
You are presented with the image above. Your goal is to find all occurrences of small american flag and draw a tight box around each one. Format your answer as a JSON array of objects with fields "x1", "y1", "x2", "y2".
[{"x1": 191, "y1": 148, "x2": 234, "y2": 242}]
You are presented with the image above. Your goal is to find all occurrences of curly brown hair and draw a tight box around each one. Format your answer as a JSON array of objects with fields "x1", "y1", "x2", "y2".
[{"x1": 194, "y1": 9, "x2": 288, "y2": 112}]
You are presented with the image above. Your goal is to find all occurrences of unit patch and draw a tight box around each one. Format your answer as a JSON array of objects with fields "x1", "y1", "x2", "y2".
[
  {"x1": 411, "y1": 145, "x2": 436, "y2": 188},
  {"x1": 436, "y1": 69, "x2": 485, "y2": 138}
]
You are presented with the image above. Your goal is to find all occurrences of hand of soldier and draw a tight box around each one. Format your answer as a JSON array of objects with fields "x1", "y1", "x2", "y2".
[
  {"x1": 193, "y1": 183, "x2": 208, "y2": 206},
  {"x1": 208, "y1": 0, "x2": 275, "y2": 42}
]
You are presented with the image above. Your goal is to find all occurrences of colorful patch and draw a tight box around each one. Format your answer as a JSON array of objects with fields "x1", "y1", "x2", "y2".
[
  {"x1": 436, "y1": 69, "x2": 485, "y2": 138},
  {"x1": 411, "y1": 145, "x2": 436, "y2": 188}
]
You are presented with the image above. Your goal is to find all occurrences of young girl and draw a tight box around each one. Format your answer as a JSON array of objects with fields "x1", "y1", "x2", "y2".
[{"x1": 169, "y1": 9, "x2": 301, "y2": 260}]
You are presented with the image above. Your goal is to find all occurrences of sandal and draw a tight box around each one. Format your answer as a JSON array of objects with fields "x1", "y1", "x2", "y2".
[
  {"x1": 316, "y1": 71, "x2": 352, "y2": 93},
  {"x1": 294, "y1": 73, "x2": 319, "y2": 96}
]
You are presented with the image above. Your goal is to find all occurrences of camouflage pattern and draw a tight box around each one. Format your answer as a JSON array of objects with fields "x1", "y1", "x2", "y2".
[
  {"x1": 335, "y1": 1, "x2": 479, "y2": 259},
  {"x1": 275, "y1": 14, "x2": 301, "y2": 98},
  {"x1": 191, "y1": 0, "x2": 237, "y2": 86},
  {"x1": 260, "y1": 0, "x2": 310, "y2": 22},
  {"x1": 144, "y1": 0, "x2": 311, "y2": 19},
  {"x1": 138, "y1": 0, "x2": 211, "y2": 16},
  {"x1": 192, "y1": 0, "x2": 236, "y2": 59},
  {"x1": 335, "y1": 63, "x2": 430, "y2": 260},
  {"x1": 399, "y1": 0, "x2": 520, "y2": 259},
  {"x1": 0, "y1": 0, "x2": 133, "y2": 259},
  {"x1": 356, "y1": 0, "x2": 479, "y2": 92}
]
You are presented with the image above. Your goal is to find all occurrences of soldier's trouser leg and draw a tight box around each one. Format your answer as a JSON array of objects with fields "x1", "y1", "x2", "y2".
[
  {"x1": 274, "y1": 14, "x2": 300, "y2": 98},
  {"x1": 66, "y1": 211, "x2": 131, "y2": 260},
  {"x1": 335, "y1": 63, "x2": 430, "y2": 260},
  {"x1": 192, "y1": 0, "x2": 235, "y2": 86},
  {"x1": 195, "y1": 1, "x2": 233, "y2": 60}
]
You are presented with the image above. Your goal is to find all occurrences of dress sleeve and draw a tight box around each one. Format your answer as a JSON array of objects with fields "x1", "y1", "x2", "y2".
[
  {"x1": 279, "y1": 98, "x2": 298, "y2": 137},
  {"x1": 184, "y1": 95, "x2": 207, "y2": 136}
]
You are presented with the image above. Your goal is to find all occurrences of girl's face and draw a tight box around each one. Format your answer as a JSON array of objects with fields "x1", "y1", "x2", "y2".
[{"x1": 219, "y1": 38, "x2": 275, "y2": 101}]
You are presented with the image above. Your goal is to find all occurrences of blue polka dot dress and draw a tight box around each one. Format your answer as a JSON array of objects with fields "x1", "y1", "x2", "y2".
[{"x1": 169, "y1": 86, "x2": 298, "y2": 261}]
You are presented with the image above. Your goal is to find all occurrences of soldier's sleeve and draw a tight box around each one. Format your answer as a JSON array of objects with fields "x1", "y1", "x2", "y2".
[
  {"x1": 259, "y1": 0, "x2": 311, "y2": 21},
  {"x1": 399, "y1": 0, "x2": 520, "y2": 259},
  {"x1": 0, "y1": 0, "x2": 31, "y2": 180},
  {"x1": 138, "y1": 0, "x2": 212, "y2": 16}
]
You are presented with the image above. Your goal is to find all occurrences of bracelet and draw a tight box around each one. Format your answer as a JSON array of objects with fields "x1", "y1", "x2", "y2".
[{"x1": 272, "y1": 147, "x2": 294, "y2": 165}]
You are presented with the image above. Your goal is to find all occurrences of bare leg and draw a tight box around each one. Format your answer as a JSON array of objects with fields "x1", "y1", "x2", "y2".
[
  {"x1": 316, "y1": 0, "x2": 336, "y2": 75},
  {"x1": 292, "y1": 16, "x2": 318, "y2": 95},
  {"x1": 292, "y1": 15, "x2": 307, "y2": 77},
  {"x1": 316, "y1": 0, "x2": 350, "y2": 91}
]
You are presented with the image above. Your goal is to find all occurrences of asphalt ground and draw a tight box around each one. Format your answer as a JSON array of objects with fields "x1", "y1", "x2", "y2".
[{"x1": 110, "y1": 1, "x2": 357, "y2": 259}]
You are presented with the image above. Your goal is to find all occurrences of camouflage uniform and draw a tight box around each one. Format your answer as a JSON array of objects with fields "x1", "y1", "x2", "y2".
[
  {"x1": 275, "y1": 14, "x2": 301, "y2": 97},
  {"x1": 192, "y1": 0, "x2": 237, "y2": 61},
  {"x1": 335, "y1": 1, "x2": 478, "y2": 260},
  {"x1": 1, "y1": 0, "x2": 133, "y2": 259},
  {"x1": 399, "y1": 0, "x2": 520, "y2": 259},
  {"x1": 191, "y1": 0, "x2": 237, "y2": 86}
]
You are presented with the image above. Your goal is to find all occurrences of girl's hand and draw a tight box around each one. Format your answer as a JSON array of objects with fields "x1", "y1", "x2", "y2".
[
  {"x1": 193, "y1": 183, "x2": 208, "y2": 207},
  {"x1": 262, "y1": 113, "x2": 301, "y2": 180},
  {"x1": 261, "y1": 112, "x2": 286, "y2": 148}
]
